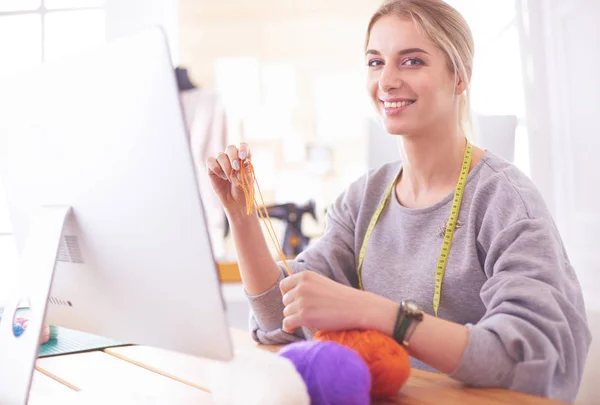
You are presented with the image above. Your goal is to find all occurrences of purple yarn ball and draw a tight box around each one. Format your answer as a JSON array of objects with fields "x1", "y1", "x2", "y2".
[{"x1": 278, "y1": 340, "x2": 371, "y2": 405}]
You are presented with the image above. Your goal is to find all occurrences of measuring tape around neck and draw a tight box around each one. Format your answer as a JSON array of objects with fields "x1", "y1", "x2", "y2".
[{"x1": 357, "y1": 140, "x2": 473, "y2": 317}]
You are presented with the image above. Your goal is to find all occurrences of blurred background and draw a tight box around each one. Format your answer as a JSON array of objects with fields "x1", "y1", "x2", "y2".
[{"x1": 0, "y1": 1, "x2": 597, "y2": 402}]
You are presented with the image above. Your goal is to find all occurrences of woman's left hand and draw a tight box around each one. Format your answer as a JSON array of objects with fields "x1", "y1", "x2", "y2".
[{"x1": 279, "y1": 271, "x2": 371, "y2": 334}]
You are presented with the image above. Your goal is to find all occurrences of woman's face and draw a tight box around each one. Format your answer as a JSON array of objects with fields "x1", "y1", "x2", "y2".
[{"x1": 366, "y1": 15, "x2": 462, "y2": 136}]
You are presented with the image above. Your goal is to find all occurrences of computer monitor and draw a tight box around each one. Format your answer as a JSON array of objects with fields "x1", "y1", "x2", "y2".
[{"x1": 0, "y1": 27, "x2": 233, "y2": 404}]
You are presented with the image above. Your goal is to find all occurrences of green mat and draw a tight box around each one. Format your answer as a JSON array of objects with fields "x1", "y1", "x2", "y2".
[
  {"x1": 0, "y1": 308, "x2": 129, "y2": 357},
  {"x1": 38, "y1": 326, "x2": 129, "y2": 357}
]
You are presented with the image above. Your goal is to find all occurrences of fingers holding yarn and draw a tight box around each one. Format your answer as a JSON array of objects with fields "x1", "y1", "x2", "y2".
[
  {"x1": 225, "y1": 144, "x2": 241, "y2": 172},
  {"x1": 280, "y1": 270, "x2": 313, "y2": 296},
  {"x1": 283, "y1": 312, "x2": 306, "y2": 334},
  {"x1": 279, "y1": 272, "x2": 297, "y2": 296},
  {"x1": 281, "y1": 280, "x2": 313, "y2": 334},
  {"x1": 215, "y1": 152, "x2": 233, "y2": 181},
  {"x1": 283, "y1": 296, "x2": 310, "y2": 321},
  {"x1": 281, "y1": 284, "x2": 300, "y2": 306},
  {"x1": 238, "y1": 142, "x2": 251, "y2": 161},
  {"x1": 280, "y1": 271, "x2": 372, "y2": 333},
  {"x1": 206, "y1": 156, "x2": 228, "y2": 181}
]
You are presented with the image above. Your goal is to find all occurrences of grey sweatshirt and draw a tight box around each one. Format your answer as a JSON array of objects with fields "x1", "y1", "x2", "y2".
[{"x1": 245, "y1": 151, "x2": 591, "y2": 403}]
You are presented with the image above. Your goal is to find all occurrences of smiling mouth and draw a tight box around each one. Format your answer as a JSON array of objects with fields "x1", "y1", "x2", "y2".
[{"x1": 382, "y1": 100, "x2": 416, "y2": 108}]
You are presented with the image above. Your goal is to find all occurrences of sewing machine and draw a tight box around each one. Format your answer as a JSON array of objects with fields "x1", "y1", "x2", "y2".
[{"x1": 224, "y1": 200, "x2": 317, "y2": 257}]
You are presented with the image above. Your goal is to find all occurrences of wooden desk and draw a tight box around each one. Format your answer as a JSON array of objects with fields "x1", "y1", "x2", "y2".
[{"x1": 32, "y1": 328, "x2": 565, "y2": 405}]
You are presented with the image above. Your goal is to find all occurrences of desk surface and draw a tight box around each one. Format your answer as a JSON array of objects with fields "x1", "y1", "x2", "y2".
[{"x1": 32, "y1": 328, "x2": 565, "y2": 405}]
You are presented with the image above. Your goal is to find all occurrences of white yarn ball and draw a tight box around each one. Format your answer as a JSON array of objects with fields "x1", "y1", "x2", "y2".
[{"x1": 210, "y1": 348, "x2": 310, "y2": 405}]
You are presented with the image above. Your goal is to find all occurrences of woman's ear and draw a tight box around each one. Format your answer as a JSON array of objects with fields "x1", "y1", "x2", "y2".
[{"x1": 455, "y1": 69, "x2": 472, "y2": 95}]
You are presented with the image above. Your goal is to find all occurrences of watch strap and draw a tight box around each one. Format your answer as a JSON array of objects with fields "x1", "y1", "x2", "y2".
[{"x1": 393, "y1": 301, "x2": 422, "y2": 347}]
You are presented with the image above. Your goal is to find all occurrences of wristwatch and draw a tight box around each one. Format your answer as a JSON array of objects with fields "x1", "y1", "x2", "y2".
[{"x1": 393, "y1": 299, "x2": 424, "y2": 347}]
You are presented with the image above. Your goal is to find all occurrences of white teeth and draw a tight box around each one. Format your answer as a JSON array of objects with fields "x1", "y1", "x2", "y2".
[{"x1": 384, "y1": 100, "x2": 414, "y2": 108}]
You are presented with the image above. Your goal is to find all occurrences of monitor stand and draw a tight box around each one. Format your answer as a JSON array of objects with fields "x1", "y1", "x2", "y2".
[{"x1": 0, "y1": 206, "x2": 71, "y2": 405}]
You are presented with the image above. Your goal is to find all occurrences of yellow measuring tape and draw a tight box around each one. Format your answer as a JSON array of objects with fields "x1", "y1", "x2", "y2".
[{"x1": 357, "y1": 140, "x2": 472, "y2": 317}]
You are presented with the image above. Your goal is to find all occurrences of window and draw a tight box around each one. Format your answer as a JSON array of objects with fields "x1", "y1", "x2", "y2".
[
  {"x1": 0, "y1": 0, "x2": 106, "y2": 301},
  {"x1": 447, "y1": 0, "x2": 530, "y2": 176}
]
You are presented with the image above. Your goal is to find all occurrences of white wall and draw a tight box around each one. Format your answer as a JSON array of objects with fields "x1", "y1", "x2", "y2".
[
  {"x1": 105, "y1": 0, "x2": 179, "y2": 65},
  {"x1": 518, "y1": 1, "x2": 600, "y2": 402},
  {"x1": 517, "y1": 0, "x2": 600, "y2": 311}
]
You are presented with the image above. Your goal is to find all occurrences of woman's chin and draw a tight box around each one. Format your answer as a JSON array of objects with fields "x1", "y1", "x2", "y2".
[
  {"x1": 382, "y1": 122, "x2": 413, "y2": 136},
  {"x1": 378, "y1": 115, "x2": 414, "y2": 135}
]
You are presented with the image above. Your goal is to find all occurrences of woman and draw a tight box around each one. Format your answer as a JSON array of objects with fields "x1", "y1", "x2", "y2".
[{"x1": 206, "y1": 0, "x2": 590, "y2": 402}]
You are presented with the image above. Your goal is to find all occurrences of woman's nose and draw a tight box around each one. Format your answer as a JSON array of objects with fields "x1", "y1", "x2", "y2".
[{"x1": 378, "y1": 64, "x2": 402, "y2": 93}]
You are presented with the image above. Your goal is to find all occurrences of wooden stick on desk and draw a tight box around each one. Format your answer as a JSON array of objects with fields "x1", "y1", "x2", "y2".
[
  {"x1": 105, "y1": 348, "x2": 211, "y2": 393},
  {"x1": 30, "y1": 370, "x2": 78, "y2": 394},
  {"x1": 34, "y1": 365, "x2": 80, "y2": 391},
  {"x1": 28, "y1": 371, "x2": 79, "y2": 405},
  {"x1": 103, "y1": 329, "x2": 258, "y2": 392},
  {"x1": 36, "y1": 350, "x2": 215, "y2": 404}
]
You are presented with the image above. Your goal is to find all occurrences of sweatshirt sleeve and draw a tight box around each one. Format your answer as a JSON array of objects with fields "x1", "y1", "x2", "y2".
[
  {"x1": 448, "y1": 217, "x2": 591, "y2": 403},
  {"x1": 246, "y1": 176, "x2": 365, "y2": 345}
]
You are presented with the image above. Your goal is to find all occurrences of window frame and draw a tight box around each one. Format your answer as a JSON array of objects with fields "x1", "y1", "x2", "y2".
[
  {"x1": 0, "y1": 0, "x2": 107, "y2": 296},
  {"x1": 0, "y1": 0, "x2": 106, "y2": 62}
]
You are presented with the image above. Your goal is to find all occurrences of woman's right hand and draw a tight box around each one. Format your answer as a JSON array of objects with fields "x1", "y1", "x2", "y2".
[{"x1": 206, "y1": 142, "x2": 252, "y2": 214}]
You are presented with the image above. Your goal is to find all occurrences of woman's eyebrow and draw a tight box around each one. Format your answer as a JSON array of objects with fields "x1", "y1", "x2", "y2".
[{"x1": 365, "y1": 48, "x2": 430, "y2": 56}]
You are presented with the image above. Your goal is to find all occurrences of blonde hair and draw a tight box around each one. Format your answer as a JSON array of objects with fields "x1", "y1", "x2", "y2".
[{"x1": 366, "y1": 0, "x2": 475, "y2": 137}]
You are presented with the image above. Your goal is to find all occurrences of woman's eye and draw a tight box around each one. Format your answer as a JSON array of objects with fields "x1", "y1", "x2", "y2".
[
  {"x1": 403, "y1": 58, "x2": 424, "y2": 66},
  {"x1": 368, "y1": 59, "x2": 384, "y2": 67}
]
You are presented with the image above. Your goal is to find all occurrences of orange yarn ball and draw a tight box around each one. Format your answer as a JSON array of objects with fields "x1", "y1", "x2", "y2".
[{"x1": 314, "y1": 329, "x2": 410, "y2": 399}]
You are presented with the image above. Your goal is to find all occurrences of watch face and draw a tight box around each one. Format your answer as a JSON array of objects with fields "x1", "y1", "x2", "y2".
[{"x1": 403, "y1": 300, "x2": 422, "y2": 316}]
